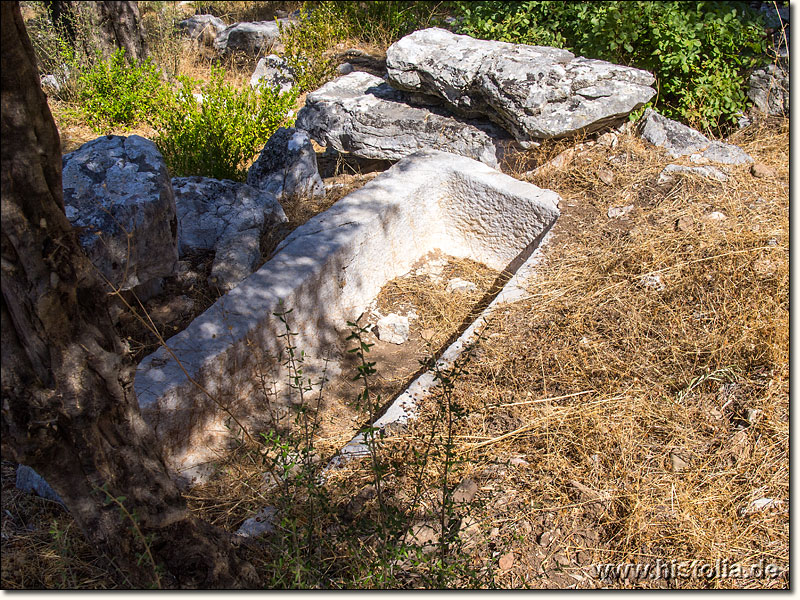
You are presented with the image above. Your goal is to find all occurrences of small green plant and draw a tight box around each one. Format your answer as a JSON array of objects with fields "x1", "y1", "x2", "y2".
[
  {"x1": 78, "y1": 48, "x2": 167, "y2": 133},
  {"x1": 279, "y1": 6, "x2": 347, "y2": 92},
  {"x1": 152, "y1": 68, "x2": 297, "y2": 180},
  {"x1": 325, "y1": 1, "x2": 449, "y2": 46},
  {"x1": 456, "y1": 1, "x2": 768, "y2": 133}
]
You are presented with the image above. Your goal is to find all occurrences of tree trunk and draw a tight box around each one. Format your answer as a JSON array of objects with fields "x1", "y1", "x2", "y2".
[
  {"x1": 87, "y1": 1, "x2": 149, "y2": 63},
  {"x1": 43, "y1": 0, "x2": 76, "y2": 46},
  {"x1": 1, "y1": 2, "x2": 253, "y2": 588}
]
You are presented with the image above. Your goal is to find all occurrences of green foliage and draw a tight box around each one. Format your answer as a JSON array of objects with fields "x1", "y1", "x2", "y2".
[
  {"x1": 26, "y1": 2, "x2": 98, "y2": 103},
  {"x1": 78, "y1": 48, "x2": 167, "y2": 133},
  {"x1": 455, "y1": 1, "x2": 768, "y2": 133},
  {"x1": 152, "y1": 68, "x2": 297, "y2": 181},
  {"x1": 324, "y1": 1, "x2": 449, "y2": 46},
  {"x1": 279, "y1": 6, "x2": 347, "y2": 92}
]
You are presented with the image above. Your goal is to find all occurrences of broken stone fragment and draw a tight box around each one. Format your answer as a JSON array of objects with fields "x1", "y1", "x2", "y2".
[
  {"x1": 375, "y1": 313, "x2": 410, "y2": 344},
  {"x1": 249, "y1": 54, "x2": 295, "y2": 94},
  {"x1": 247, "y1": 127, "x2": 325, "y2": 201},
  {"x1": 657, "y1": 164, "x2": 729, "y2": 185},
  {"x1": 641, "y1": 109, "x2": 752, "y2": 165},
  {"x1": 446, "y1": 277, "x2": 477, "y2": 294}
]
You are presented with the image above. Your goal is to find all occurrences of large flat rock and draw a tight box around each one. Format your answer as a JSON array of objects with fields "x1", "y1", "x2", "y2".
[
  {"x1": 135, "y1": 151, "x2": 560, "y2": 484},
  {"x1": 386, "y1": 28, "x2": 656, "y2": 146},
  {"x1": 295, "y1": 71, "x2": 519, "y2": 168}
]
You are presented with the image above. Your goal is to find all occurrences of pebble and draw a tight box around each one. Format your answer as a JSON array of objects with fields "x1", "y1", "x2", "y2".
[{"x1": 751, "y1": 163, "x2": 776, "y2": 178}]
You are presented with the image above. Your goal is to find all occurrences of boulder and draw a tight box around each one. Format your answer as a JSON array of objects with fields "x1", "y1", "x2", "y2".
[
  {"x1": 386, "y1": 28, "x2": 656, "y2": 146},
  {"x1": 171, "y1": 177, "x2": 288, "y2": 290},
  {"x1": 247, "y1": 127, "x2": 325, "y2": 200},
  {"x1": 214, "y1": 19, "x2": 293, "y2": 56},
  {"x1": 62, "y1": 135, "x2": 178, "y2": 294},
  {"x1": 641, "y1": 109, "x2": 753, "y2": 164},
  {"x1": 748, "y1": 63, "x2": 789, "y2": 117},
  {"x1": 177, "y1": 14, "x2": 226, "y2": 46},
  {"x1": 250, "y1": 54, "x2": 296, "y2": 94},
  {"x1": 295, "y1": 71, "x2": 519, "y2": 168}
]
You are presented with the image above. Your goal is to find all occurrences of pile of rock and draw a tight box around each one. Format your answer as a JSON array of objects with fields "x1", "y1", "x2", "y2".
[
  {"x1": 296, "y1": 28, "x2": 657, "y2": 167},
  {"x1": 177, "y1": 13, "x2": 298, "y2": 57},
  {"x1": 62, "y1": 127, "x2": 325, "y2": 294}
]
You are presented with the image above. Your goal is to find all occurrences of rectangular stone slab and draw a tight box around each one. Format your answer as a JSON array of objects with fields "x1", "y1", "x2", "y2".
[{"x1": 135, "y1": 150, "x2": 560, "y2": 484}]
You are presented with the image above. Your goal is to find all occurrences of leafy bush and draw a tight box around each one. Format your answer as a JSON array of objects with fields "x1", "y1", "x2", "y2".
[
  {"x1": 78, "y1": 48, "x2": 167, "y2": 132},
  {"x1": 324, "y1": 1, "x2": 449, "y2": 46},
  {"x1": 26, "y1": 2, "x2": 99, "y2": 103},
  {"x1": 279, "y1": 6, "x2": 347, "y2": 92},
  {"x1": 153, "y1": 68, "x2": 297, "y2": 180},
  {"x1": 455, "y1": 1, "x2": 768, "y2": 133}
]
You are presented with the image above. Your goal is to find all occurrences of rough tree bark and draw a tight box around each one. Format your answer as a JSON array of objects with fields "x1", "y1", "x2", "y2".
[
  {"x1": 88, "y1": 1, "x2": 149, "y2": 63},
  {"x1": 48, "y1": 1, "x2": 149, "y2": 62},
  {"x1": 43, "y1": 0, "x2": 76, "y2": 46},
  {"x1": 1, "y1": 2, "x2": 253, "y2": 589}
]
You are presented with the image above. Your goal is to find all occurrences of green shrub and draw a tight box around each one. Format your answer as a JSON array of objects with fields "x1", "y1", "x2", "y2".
[
  {"x1": 455, "y1": 1, "x2": 768, "y2": 133},
  {"x1": 78, "y1": 48, "x2": 167, "y2": 133},
  {"x1": 279, "y1": 6, "x2": 347, "y2": 92},
  {"x1": 153, "y1": 68, "x2": 298, "y2": 181},
  {"x1": 324, "y1": 1, "x2": 449, "y2": 46}
]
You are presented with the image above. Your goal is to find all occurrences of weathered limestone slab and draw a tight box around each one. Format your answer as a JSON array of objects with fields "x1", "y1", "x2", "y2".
[
  {"x1": 295, "y1": 71, "x2": 519, "y2": 168},
  {"x1": 386, "y1": 28, "x2": 656, "y2": 146},
  {"x1": 135, "y1": 151, "x2": 560, "y2": 484},
  {"x1": 641, "y1": 108, "x2": 753, "y2": 164},
  {"x1": 62, "y1": 135, "x2": 178, "y2": 292}
]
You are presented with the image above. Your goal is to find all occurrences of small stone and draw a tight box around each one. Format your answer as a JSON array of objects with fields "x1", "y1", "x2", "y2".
[
  {"x1": 669, "y1": 452, "x2": 690, "y2": 472},
  {"x1": 640, "y1": 273, "x2": 665, "y2": 292},
  {"x1": 498, "y1": 551, "x2": 515, "y2": 571},
  {"x1": 746, "y1": 408, "x2": 763, "y2": 424},
  {"x1": 408, "y1": 521, "x2": 440, "y2": 551},
  {"x1": 489, "y1": 527, "x2": 500, "y2": 539},
  {"x1": 607, "y1": 204, "x2": 634, "y2": 219},
  {"x1": 375, "y1": 313, "x2": 410, "y2": 344},
  {"x1": 741, "y1": 497, "x2": 784, "y2": 516},
  {"x1": 446, "y1": 277, "x2": 477, "y2": 294},
  {"x1": 452, "y1": 477, "x2": 479, "y2": 505},
  {"x1": 458, "y1": 517, "x2": 481, "y2": 548},
  {"x1": 598, "y1": 169, "x2": 615, "y2": 185},
  {"x1": 337, "y1": 62, "x2": 354, "y2": 75},
  {"x1": 753, "y1": 258, "x2": 776, "y2": 276},
  {"x1": 235, "y1": 506, "x2": 276, "y2": 538},
  {"x1": 420, "y1": 327, "x2": 437, "y2": 340},
  {"x1": 705, "y1": 211, "x2": 727, "y2": 222},
  {"x1": 751, "y1": 163, "x2": 776, "y2": 178},
  {"x1": 675, "y1": 215, "x2": 693, "y2": 232},
  {"x1": 597, "y1": 132, "x2": 618, "y2": 148}
]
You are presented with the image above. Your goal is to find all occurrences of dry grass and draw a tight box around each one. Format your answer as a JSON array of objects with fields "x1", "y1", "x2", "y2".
[
  {"x1": 3, "y1": 22, "x2": 788, "y2": 582},
  {"x1": 397, "y1": 116, "x2": 789, "y2": 588}
]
